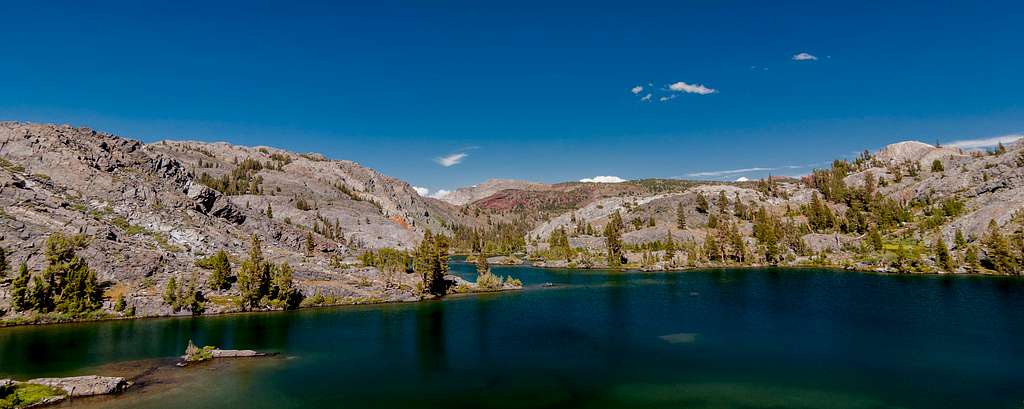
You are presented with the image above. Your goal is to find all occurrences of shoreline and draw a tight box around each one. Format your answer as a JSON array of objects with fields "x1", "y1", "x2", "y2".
[
  {"x1": 3, "y1": 263, "x2": 1019, "y2": 329},
  {"x1": 0, "y1": 281, "x2": 523, "y2": 329}
]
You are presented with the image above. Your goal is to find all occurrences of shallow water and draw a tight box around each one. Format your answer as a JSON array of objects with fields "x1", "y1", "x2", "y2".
[{"x1": 2, "y1": 264, "x2": 1023, "y2": 408}]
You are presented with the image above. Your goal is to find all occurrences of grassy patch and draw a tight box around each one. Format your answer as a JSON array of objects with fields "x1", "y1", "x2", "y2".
[{"x1": 0, "y1": 383, "x2": 66, "y2": 409}]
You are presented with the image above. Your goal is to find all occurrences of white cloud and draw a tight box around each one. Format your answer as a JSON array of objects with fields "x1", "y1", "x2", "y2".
[
  {"x1": 579, "y1": 176, "x2": 627, "y2": 183},
  {"x1": 944, "y1": 134, "x2": 1023, "y2": 150},
  {"x1": 412, "y1": 186, "x2": 430, "y2": 196},
  {"x1": 668, "y1": 81, "x2": 717, "y2": 95},
  {"x1": 640, "y1": 93, "x2": 652, "y2": 101},
  {"x1": 435, "y1": 152, "x2": 468, "y2": 167},
  {"x1": 429, "y1": 189, "x2": 451, "y2": 199},
  {"x1": 631, "y1": 85, "x2": 644, "y2": 94},
  {"x1": 658, "y1": 95, "x2": 675, "y2": 102},
  {"x1": 792, "y1": 52, "x2": 818, "y2": 61},
  {"x1": 735, "y1": 177, "x2": 750, "y2": 182}
]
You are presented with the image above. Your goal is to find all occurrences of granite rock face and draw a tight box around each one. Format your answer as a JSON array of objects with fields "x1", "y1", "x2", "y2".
[{"x1": 0, "y1": 122, "x2": 473, "y2": 320}]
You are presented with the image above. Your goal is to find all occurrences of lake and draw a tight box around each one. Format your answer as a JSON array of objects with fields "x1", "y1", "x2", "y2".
[{"x1": 2, "y1": 263, "x2": 1023, "y2": 408}]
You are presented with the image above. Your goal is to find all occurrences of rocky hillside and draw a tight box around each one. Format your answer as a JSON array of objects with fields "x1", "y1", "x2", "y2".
[
  {"x1": 0, "y1": 123, "x2": 479, "y2": 322},
  {"x1": 0, "y1": 122, "x2": 1020, "y2": 325},
  {"x1": 520, "y1": 140, "x2": 1024, "y2": 274},
  {"x1": 437, "y1": 179, "x2": 551, "y2": 206}
]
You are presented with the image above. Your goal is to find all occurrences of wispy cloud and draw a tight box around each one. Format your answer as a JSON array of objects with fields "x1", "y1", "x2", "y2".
[
  {"x1": 631, "y1": 85, "x2": 644, "y2": 94},
  {"x1": 580, "y1": 175, "x2": 627, "y2": 183},
  {"x1": 792, "y1": 52, "x2": 818, "y2": 61},
  {"x1": 640, "y1": 93, "x2": 652, "y2": 101},
  {"x1": 944, "y1": 134, "x2": 1023, "y2": 150},
  {"x1": 684, "y1": 162, "x2": 824, "y2": 179},
  {"x1": 687, "y1": 167, "x2": 775, "y2": 177},
  {"x1": 435, "y1": 152, "x2": 468, "y2": 167},
  {"x1": 412, "y1": 186, "x2": 430, "y2": 196},
  {"x1": 668, "y1": 81, "x2": 717, "y2": 95}
]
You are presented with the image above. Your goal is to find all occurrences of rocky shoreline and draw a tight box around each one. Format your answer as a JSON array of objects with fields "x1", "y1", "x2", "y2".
[{"x1": 0, "y1": 273, "x2": 521, "y2": 328}]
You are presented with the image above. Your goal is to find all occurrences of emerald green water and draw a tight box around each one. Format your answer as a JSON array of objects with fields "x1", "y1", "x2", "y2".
[{"x1": 2, "y1": 264, "x2": 1023, "y2": 408}]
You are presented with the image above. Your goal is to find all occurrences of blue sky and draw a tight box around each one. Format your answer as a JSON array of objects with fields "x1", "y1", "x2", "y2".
[{"x1": 2, "y1": 0, "x2": 1023, "y2": 196}]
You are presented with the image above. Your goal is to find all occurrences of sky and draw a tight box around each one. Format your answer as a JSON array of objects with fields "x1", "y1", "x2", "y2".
[{"x1": 2, "y1": 0, "x2": 1023, "y2": 197}]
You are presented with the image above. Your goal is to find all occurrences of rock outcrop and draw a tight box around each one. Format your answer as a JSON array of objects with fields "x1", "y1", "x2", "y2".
[{"x1": 26, "y1": 375, "x2": 130, "y2": 397}]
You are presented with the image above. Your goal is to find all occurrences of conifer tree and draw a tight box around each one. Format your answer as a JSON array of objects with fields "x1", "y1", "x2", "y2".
[
  {"x1": 305, "y1": 232, "x2": 316, "y2": 256},
  {"x1": 10, "y1": 263, "x2": 31, "y2": 312},
  {"x1": 30, "y1": 275, "x2": 52, "y2": 312},
  {"x1": 965, "y1": 245, "x2": 979, "y2": 271},
  {"x1": 868, "y1": 228, "x2": 884, "y2": 252},
  {"x1": 675, "y1": 202, "x2": 687, "y2": 229},
  {"x1": 954, "y1": 229, "x2": 967, "y2": 249},
  {"x1": 664, "y1": 231, "x2": 676, "y2": 262},
  {"x1": 0, "y1": 247, "x2": 7, "y2": 278},
  {"x1": 198, "y1": 250, "x2": 232, "y2": 291},
  {"x1": 163, "y1": 276, "x2": 179, "y2": 312},
  {"x1": 41, "y1": 233, "x2": 101, "y2": 314},
  {"x1": 935, "y1": 236, "x2": 954, "y2": 271},
  {"x1": 237, "y1": 235, "x2": 272, "y2": 309},
  {"x1": 716, "y1": 191, "x2": 729, "y2": 214},
  {"x1": 476, "y1": 252, "x2": 490, "y2": 275},
  {"x1": 415, "y1": 230, "x2": 447, "y2": 296},
  {"x1": 604, "y1": 210, "x2": 624, "y2": 268},
  {"x1": 270, "y1": 262, "x2": 301, "y2": 309},
  {"x1": 983, "y1": 220, "x2": 1018, "y2": 274},
  {"x1": 266, "y1": 203, "x2": 273, "y2": 219},
  {"x1": 695, "y1": 192, "x2": 709, "y2": 214}
]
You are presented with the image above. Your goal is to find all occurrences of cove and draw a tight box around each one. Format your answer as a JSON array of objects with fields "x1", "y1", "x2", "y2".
[{"x1": 2, "y1": 263, "x2": 1023, "y2": 409}]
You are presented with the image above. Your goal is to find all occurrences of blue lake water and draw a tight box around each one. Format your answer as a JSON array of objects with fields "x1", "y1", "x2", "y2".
[{"x1": 2, "y1": 263, "x2": 1023, "y2": 408}]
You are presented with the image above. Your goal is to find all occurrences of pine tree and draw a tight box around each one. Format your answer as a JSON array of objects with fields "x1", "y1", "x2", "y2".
[
  {"x1": 604, "y1": 210, "x2": 624, "y2": 268},
  {"x1": 30, "y1": 275, "x2": 52, "y2": 312},
  {"x1": 266, "y1": 203, "x2": 273, "y2": 219},
  {"x1": 237, "y1": 235, "x2": 272, "y2": 309},
  {"x1": 415, "y1": 230, "x2": 447, "y2": 296},
  {"x1": 695, "y1": 192, "x2": 709, "y2": 214},
  {"x1": 0, "y1": 247, "x2": 7, "y2": 278},
  {"x1": 931, "y1": 159, "x2": 944, "y2": 172},
  {"x1": 163, "y1": 276, "x2": 179, "y2": 312},
  {"x1": 198, "y1": 250, "x2": 232, "y2": 291},
  {"x1": 954, "y1": 229, "x2": 967, "y2": 249},
  {"x1": 664, "y1": 231, "x2": 676, "y2": 262},
  {"x1": 114, "y1": 294, "x2": 127, "y2": 313},
  {"x1": 675, "y1": 202, "x2": 687, "y2": 229},
  {"x1": 983, "y1": 220, "x2": 1018, "y2": 274},
  {"x1": 42, "y1": 233, "x2": 101, "y2": 314},
  {"x1": 935, "y1": 236, "x2": 954, "y2": 272},
  {"x1": 965, "y1": 245, "x2": 979, "y2": 270},
  {"x1": 705, "y1": 233, "x2": 720, "y2": 262},
  {"x1": 733, "y1": 193, "x2": 746, "y2": 219},
  {"x1": 305, "y1": 232, "x2": 316, "y2": 256},
  {"x1": 270, "y1": 262, "x2": 301, "y2": 309},
  {"x1": 10, "y1": 263, "x2": 31, "y2": 311},
  {"x1": 868, "y1": 228, "x2": 884, "y2": 251},
  {"x1": 184, "y1": 272, "x2": 204, "y2": 315},
  {"x1": 716, "y1": 191, "x2": 729, "y2": 214},
  {"x1": 707, "y1": 213, "x2": 719, "y2": 229},
  {"x1": 475, "y1": 252, "x2": 490, "y2": 275}
]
